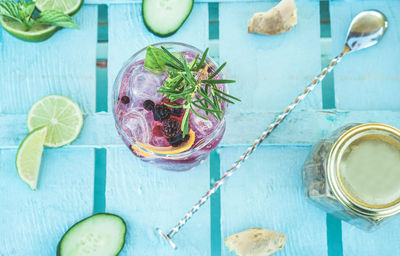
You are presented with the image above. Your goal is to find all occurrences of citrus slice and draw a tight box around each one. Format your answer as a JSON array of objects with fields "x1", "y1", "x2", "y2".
[
  {"x1": 0, "y1": 16, "x2": 58, "y2": 42},
  {"x1": 132, "y1": 130, "x2": 196, "y2": 158},
  {"x1": 35, "y1": 0, "x2": 84, "y2": 16},
  {"x1": 16, "y1": 127, "x2": 47, "y2": 190},
  {"x1": 27, "y1": 95, "x2": 83, "y2": 148}
]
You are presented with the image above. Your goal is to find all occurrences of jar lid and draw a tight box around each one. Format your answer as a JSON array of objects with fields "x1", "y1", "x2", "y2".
[{"x1": 327, "y1": 123, "x2": 400, "y2": 218}]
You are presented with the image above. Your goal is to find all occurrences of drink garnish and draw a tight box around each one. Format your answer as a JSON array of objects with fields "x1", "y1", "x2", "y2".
[
  {"x1": 0, "y1": 0, "x2": 78, "y2": 28},
  {"x1": 27, "y1": 95, "x2": 83, "y2": 148},
  {"x1": 16, "y1": 127, "x2": 47, "y2": 190},
  {"x1": 0, "y1": 0, "x2": 78, "y2": 42},
  {"x1": 131, "y1": 130, "x2": 196, "y2": 157},
  {"x1": 144, "y1": 45, "x2": 241, "y2": 137}
]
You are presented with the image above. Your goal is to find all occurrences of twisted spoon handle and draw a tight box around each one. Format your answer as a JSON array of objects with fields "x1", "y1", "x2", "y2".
[{"x1": 159, "y1": 47, "x2": 350, "y2": 249}]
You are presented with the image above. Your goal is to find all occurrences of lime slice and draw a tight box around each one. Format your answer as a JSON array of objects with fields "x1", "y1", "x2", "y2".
[
  {"x1": 16, "y1": 127, "x2": 47, "y2": 190},
  {"x1": 0, "y1": 16, "x2": 58, "y2": 42},
  {"x1": 35, "y1": 0, "x2": 83, "y2": 16},
  {"x1": 27, "y1": 95, "x2": 84, "y2": 148}
]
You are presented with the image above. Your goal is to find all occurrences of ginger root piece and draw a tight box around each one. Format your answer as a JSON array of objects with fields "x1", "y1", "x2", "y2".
[
  {"x1": 248, "y1": 0, "x2": 297, "y2": 35},
  {"x1": 225, "y1": 228, "x2": 286, "y2": 256}
]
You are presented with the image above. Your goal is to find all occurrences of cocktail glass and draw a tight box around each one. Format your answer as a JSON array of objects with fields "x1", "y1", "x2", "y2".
[{"x1": 112, "y1": 42, "x2": 227, "y2": 171}]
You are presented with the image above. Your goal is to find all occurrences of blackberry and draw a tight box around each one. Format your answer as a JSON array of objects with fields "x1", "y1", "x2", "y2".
[
  {"x1": 167, "y1": 134, "x2": 189, "y2": 147},
  {"x1": 153, "y1": 104, "x2": 171, "y2": 121},
  {"x1": 121, "y1": 96, "x2": 130, "y2": 104},
  {"x1": 170, "y1": 107, "x2": 183, "y2": 117},
  {"x1": 162, "y1": 119, "x2": 180, "y2": 138},
  {"x1": 143, "y1": 100, "x2": 155, "y2": 110}
]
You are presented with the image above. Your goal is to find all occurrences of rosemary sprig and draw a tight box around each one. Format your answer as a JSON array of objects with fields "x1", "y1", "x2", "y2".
[{"x1": 144, "y1": 45, "x2": 241, "y2": 137}]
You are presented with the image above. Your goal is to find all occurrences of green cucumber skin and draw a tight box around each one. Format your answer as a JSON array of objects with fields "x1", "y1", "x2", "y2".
[
  {"x1": 56, "y1": 213, "x2": 127, "y2": 256},
  {"x1": 142, "y1": 0, "x2": 194, "y2": 37}
]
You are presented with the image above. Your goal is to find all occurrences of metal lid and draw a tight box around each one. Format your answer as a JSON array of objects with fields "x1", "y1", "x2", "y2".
[{"x1": 327, "y1": 123, "x2": 400, "y2": 218}]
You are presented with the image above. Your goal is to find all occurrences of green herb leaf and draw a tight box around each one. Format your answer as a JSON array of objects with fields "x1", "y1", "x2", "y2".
[
  {"x1": 144, "y1": 45, "x2": 169, "y2": 72},
  {"x1": 181, "y1": 108, "x2": 190, "y2": 137},
  {"x1": 0, "y1": 0, "x2": 23, "y2": 23},
  {"x1": 36, "y1": 10, "x2": 79, "y2": 28},
  {"x1": 161, "y1": 46, "x2": 184, "y2": 69},
  {"x1": 20, "y1": 1, "x2": 35, "y2": 20},
  {"x1": 208, "y1": 62, "x2": 226, "y2": 79},
  {"x1": 201, "y1": 79, "x2": 236, "y2": 84},
  {"x1": 196, "y1": 48, "x2": 209, "y2": 71},
  {"x1": 214, "y1": 88, "x2": 242, "y2": 101}
]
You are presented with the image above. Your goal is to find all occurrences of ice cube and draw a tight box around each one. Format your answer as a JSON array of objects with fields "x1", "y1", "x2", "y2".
[
  {"x1": 130, "y1": 69, "x2": 166, "y2": 103},
  {"x1": 121, "y1": 107, "x2": 153, "y2": 144},
  {"x1": 189, "y1": 108, "x2": 219, "y2": 138}
]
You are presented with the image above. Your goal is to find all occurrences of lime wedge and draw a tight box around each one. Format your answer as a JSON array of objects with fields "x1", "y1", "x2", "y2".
[
  {"x1": 27, "y1": 95, "x2": 83, "y2": 148},
  {"x1": 16, "y1": 127, "x2": 47, "y2": 190},
  {"x1": 0, "y1": 16, "x2": 58, "y2": 42},
  {"x1": 35, "y1": 0, "x2": 83, "y2": 16}
]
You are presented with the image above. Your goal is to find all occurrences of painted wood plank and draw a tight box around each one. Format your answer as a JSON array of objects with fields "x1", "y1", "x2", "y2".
[
  {"x1": 107, "y1": 3, "x2": 209, "y2": 110},
  {"x1": 0, "y1": 148, "x2": 94, "y2": 255},
  {"x1": 0, "y1": 6, "x2": 98, "y2": 115},
  {"x1": 86, "y1": 0, "x2": 287, "y2": 5},
  {"x1": 341, "y1": 218, "x2": 400, "y2": 256},
  {"x1": 330, "y1": 0, "x2": 400, "y2": 110},
  {"x1": 219, "y1": 146, "x2": 327, "y2": 255},
  {"x1": 105, "y1": 148, "x2": 211, "y2": 255},
  {"x1": 3, "y1": 110, "x2": 400, "y2": 148},
  {"x1": 219, "y1": 0, "x2": 322, "y2": 113}
]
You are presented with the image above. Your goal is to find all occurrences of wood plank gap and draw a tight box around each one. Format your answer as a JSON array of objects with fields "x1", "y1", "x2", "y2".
[
  {"x1": 320, "y1": 0, "x2": 336, "y2": 109},
  {"x1": 327, "y1": 214, "x2": 343, "y2": 256},
  {"x1": 94, "y1": 148, "x2": 107, "y2": 213},
  {"x1": 94, "y1": 5, "x2": 109, "y2": 214},
  {"x1": 96, "y1": 5, "x2": 109, "y2": 112},
  {"x1": 320, "y1": 1, "x2": 343, "y2": 254},
  {"x1": 208, "y1": 3, "x2": 219, "y2": 40},
  {"x1": 209, "y1": 4, "x2": 222, "y2": 255},
  {"x1": 210, "y1": 150, "x2": 222, "y2": 256}
]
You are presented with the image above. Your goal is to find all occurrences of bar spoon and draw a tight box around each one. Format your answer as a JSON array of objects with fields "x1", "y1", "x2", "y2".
[{"x1": 157, "y1": 10, "x2": 388, "y2": 249}]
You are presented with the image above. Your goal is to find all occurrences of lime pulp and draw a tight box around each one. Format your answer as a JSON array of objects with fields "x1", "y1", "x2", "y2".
[
  {"x1": 34, "y1": 0, "x2": 84, "y2": 16},
  {"x1": 16, "y1": 127, "x2": 47, "y2": 190},
  {"x1": 0, "y1": 16, "x2": 58, "y2": 42},
  {"x1": 27, "y1": 95, "x2": 83, "y2": 148}
]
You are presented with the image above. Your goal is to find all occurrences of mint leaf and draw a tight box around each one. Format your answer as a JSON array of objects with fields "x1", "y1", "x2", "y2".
[
  {"x1": 0, "y1": 0, "x2": 22, "y2": 21},
  {"x1": 20, "y1": 1, "x2": 35, "y2": 20},
  {"x1": 36, "y1": 10, "x2": 79, "y2": 28},
  {"x1": 144, "y1": 45, "x2": 169, "y2": 72}
]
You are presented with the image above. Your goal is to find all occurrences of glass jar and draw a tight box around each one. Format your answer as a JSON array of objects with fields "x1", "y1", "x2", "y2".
[{"x1": 302, "y1": 123, "x2": 400, "y2": 230}]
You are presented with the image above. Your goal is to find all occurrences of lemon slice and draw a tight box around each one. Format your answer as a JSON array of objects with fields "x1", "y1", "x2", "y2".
[{"x1": 132, "y1": 130, "x2": 195, "y2": 158}]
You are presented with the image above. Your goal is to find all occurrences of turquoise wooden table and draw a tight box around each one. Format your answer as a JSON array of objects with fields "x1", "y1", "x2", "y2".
[{"x1": 1, "y1": 0, "x2": 400, "y2": 255}]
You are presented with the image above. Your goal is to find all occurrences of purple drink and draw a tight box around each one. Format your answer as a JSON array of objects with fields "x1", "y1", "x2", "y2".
[{"x1": 113, "y1": 43, "x2": 227, "y2": 171}]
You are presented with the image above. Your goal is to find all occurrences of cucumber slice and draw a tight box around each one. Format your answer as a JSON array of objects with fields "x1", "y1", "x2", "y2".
[
  {"x1": 57, "y1": 213, "x2": 127, "y2": 256},
  {"x1": 142, "y1": 0, "x2": 194, "y2": 37}
]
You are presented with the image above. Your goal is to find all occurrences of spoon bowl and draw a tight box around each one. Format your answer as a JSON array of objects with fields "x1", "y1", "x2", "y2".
[{"x1": 345, "y1": 10, "x2": 388, "y2": 53}]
